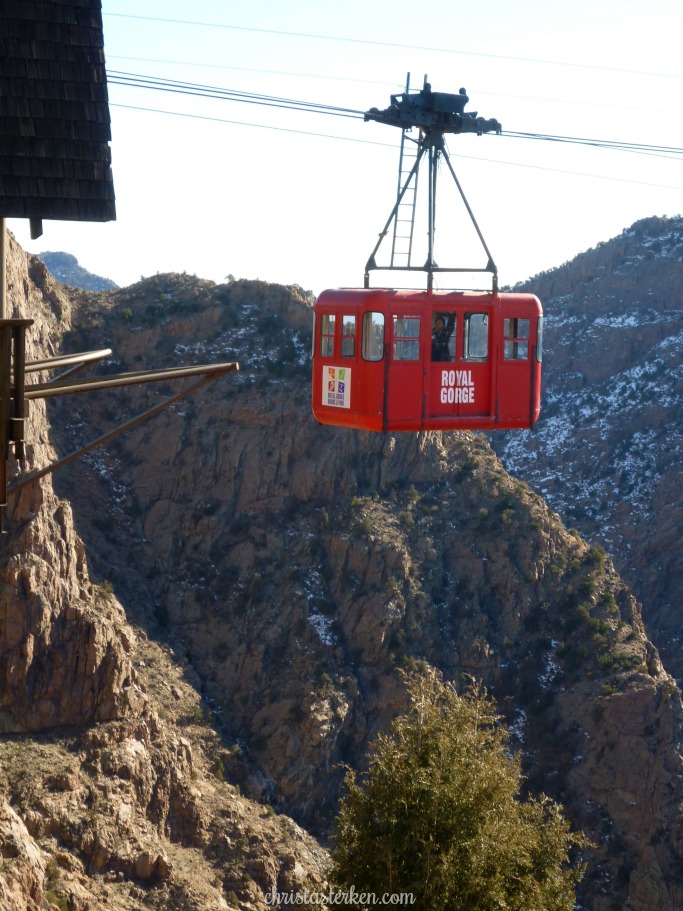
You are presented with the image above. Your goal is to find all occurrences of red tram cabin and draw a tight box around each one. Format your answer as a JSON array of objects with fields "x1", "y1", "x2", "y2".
[{"x1": 312, "y1": 289, "x2": 543, "y2": 432}]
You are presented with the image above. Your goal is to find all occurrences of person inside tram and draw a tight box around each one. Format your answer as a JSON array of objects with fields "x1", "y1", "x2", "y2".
[{"x1": 432, "y1": 313, "x2": 455, "y2": 361}]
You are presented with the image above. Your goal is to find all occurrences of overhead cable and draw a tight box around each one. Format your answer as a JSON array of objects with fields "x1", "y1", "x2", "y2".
[
  {"x1": 107, "y1": 70, "x2": 683, "y2": 160},
  {"x1": 107, "y1": 71, "x2": 365, "y2": 119}
]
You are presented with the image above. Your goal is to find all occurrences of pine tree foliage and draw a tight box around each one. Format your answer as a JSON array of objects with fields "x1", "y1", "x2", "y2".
[{"x1": 332, "y1": 670, "x2": 588, "y2": 911}]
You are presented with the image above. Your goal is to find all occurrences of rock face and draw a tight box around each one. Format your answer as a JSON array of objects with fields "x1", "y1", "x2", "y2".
[
  {"x1": 492, "y1": 215, "x2": 683, "y2": 682},
  {"x1": 0, "y1": 798, "x2": 45, "y2": 911},
  {"x1": 34, "y1": 252, "x2": 683, "y2": 909},
  {"x1": 0, "y1": 631, "x2": 329, "y2": 911},
  {"x1": 0, "y1": 237, "x2": 141, "y2": 733}
]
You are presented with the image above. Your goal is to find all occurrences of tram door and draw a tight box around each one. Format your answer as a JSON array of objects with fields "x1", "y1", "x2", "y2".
[
  {"x1": 386, "y1": 312, "x2": 424, "y2": 426},
  {"x1": 427, "y1": 309, "x2": 492, "y2": 420},
  {"x1": 358, "y1": 309, "x2": 387, "y2": 427},
  {"x1": 496, "y1": 313, "x2": 536, "y2": 423}
]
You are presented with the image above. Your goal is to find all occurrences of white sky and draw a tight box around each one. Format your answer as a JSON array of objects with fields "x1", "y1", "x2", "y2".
[{"x1": 7, "y1": 0, "x2": 683, "y2": 294}]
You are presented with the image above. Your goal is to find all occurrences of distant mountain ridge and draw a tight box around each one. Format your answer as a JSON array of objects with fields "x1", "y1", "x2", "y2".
[{"x1": 39, "y1": 249, "x2": 118, "y2": 291}]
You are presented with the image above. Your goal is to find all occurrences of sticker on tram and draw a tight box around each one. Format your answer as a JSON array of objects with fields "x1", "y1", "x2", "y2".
[
  {"x1": 440, "y1": 369, "x2": 475, "y2": 404},
  {"x1": 324, "y1": 366, "x2": 351, "y2": 408}
]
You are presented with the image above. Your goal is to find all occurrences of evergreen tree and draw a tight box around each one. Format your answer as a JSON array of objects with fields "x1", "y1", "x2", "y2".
[{"x1": 332, "y1": 669, "x2": 587, "y2": 910}]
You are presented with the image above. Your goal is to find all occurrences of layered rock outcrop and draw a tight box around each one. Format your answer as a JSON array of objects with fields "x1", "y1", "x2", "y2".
[{"x1": 0, "y1": 799, "x2": 45, "y2": 911}]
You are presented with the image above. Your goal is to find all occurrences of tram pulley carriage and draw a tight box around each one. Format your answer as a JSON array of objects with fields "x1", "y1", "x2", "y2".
[{"x1": 312, "y1": 77, "x2": 543, "y2": 433}]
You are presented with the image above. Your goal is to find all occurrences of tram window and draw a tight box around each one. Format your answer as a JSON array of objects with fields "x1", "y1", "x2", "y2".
[
  {"x1": 393, "y1": 317, "x2": 420, "y2": 361},
  {"x1": 362, "y1": 311, "x2": 385, "y2": 361},
  {"x1": 464, "y1": 313, "x2": 488, "y2": 360},
  {"x1": 504, "y1": 317, "x2": 530, "y2": 360},
  {"x1": 431, "y1": 312, "x2": 456, "y2": 362},
  {"x1": 320, "y1": 313, "x2": 335, "y2": 357},
  {"x1": 341, "y1": 314, "x2": 357, "y2": 357},
  {"x1": 536, "y1": 316, "x2": 543, "y2": 363}
]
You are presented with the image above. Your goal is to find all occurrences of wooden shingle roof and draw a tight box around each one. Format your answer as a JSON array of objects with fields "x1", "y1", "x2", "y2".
[{"x1": 0, "y1": 0, "x2": 116, "y2": 223}]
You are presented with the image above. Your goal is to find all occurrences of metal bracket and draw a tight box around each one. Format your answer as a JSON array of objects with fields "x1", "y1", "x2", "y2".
[{"x1": 0, "y1": 318, "x2": 239, "y2": 532}]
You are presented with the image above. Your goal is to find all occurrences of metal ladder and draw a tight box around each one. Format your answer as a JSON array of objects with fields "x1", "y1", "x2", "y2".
[
  {"x1": 389, "y1": 74, "x2": 420, "y2": 268},
  {"x1": 390, "y1": 127, "x2": 420, "y2": 268}
]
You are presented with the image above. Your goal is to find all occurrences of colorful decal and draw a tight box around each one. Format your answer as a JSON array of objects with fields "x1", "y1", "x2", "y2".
[
  {"x1": 440, "y1": 369, "x2": 475, "y2": 404},
  {"x1": 324, "y1": 366, "x2": 351, "y2": 408}
]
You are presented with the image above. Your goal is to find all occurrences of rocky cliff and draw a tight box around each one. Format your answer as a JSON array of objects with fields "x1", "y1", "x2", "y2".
[
  {"x1": 2, "y1": 229, "x2": 683, "y2": 909},
  {"x1": 493, "y1": 215, "x2": 683, "y2": 683}
]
